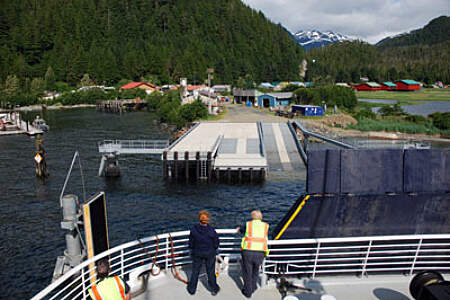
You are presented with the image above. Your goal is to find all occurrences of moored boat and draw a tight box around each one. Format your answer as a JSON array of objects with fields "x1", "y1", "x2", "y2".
[{"x1": 32, "y1": 115, "x2": 50, "y2": 132}]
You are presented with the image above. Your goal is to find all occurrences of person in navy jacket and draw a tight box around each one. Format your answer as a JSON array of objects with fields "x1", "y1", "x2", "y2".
[{"x1": 187, "y1": 210, "x2": 220, "y2": 296}]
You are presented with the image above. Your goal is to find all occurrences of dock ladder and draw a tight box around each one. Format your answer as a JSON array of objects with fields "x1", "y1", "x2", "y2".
[{"x1": 200, "y1": 159, "x2": 207, "y2": 179}]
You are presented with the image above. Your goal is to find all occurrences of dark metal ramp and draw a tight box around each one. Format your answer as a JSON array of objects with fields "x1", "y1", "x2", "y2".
[
  {"x1": 273, "y1": 193, "x2": 450, "y2": 239},
  {"x1": 307, "y1": 149, "x2": 450, "y2": 195}
]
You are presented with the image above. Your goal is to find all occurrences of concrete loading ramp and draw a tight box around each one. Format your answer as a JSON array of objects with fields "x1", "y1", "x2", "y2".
[
  {"x1": 261, "y1": 123, "x2": 304, "y2": 171},
  {"x1": 167, "y1": 122, "x2": 267, "y2": 170},
  {"x1": 164, "y1": 122, "x2": 305, "y2": 181}
]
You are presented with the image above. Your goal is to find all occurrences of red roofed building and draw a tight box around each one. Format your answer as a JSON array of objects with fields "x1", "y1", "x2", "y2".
[
  {"x1": 353, "y1": 82, "x2": 382, "y2": 91},
  {"x1": 120, "y1": 82, "x2": 158, "y2": 94},
  {"x1": 395, "y1": 80, "x2": 421, "y2": 91},
  {"x1": 380, "y1": 82, "x2": 397, "y2": 91},
  {"x1": 186, "y1": 85, "x2": 205, "y2": 91}
]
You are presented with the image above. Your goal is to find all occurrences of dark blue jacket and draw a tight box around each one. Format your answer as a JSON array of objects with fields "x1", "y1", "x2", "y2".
[{"x1": 188, "y1": 224, "x2": 219, "y2": 257}]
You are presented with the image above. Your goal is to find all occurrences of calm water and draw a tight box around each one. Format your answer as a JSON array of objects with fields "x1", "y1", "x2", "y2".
[
  {"x1": 0, "y1": 109, "x2": 305, "y2": 298},
  {"x1": 358, "y1": 99, "x2": 450, "y2": 116}
]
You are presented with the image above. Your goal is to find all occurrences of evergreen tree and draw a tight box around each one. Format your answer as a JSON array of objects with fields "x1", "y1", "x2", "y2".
[
  {"x1": 0, "y1": 0, "x2": 304, "y2": 85},
  {"x1": 44, "y1": 66, "x2": 55, "y2": 91},
  {"x1": 4, "y1": 75, "x2": 20, "y2": 96},
  {"x1": 30, "y1": 77, "x2": 45, "y2": 95},
  {"x1": 80, "y1": 74, "x2": 93, "y2": 87}
]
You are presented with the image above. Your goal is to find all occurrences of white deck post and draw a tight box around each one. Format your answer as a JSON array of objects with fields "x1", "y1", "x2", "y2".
[
  {"x1": 261, "y1": 259, "x2": 268, "y2": 287},
  {"x1": 312, "y1": 242, "x2": 321, "y2": 278},
  {"x1": 361, "y1": 240, "x2": 372, "y2": 277},
  {"x1": 410, "y1": 238, "x2": 423, "y2": 275},
  {"x1": 165, "y1": 237, "x2": 170, "y2": 273}
]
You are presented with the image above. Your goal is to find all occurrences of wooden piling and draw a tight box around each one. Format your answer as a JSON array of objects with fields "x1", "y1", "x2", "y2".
[
  {"x1": 185, "y1": 151, "x2": 189, "y2": 182},
  {"x1": 35, "y1": 136, "x2": 49, "y2": 178},
  {"x1": 227, "y1": 168, "x2": 231, "y2": 184},
  {"x1": 249, "y1": 168, "x2": 253, "y2": 183},
  {"x1": 174, "y1": 151, "x2": 178, "y2": 180},
  {"x1": 196, "y1": 152, "x2": 200, "y2": 180},
  {"x1": 260, "y1": 168, "x2": 265, "y2": 181},
  {"x1": 216, "y1": 168, "x2": 220, "y2": 182},
  {"x1": 163, "y1": 151, "x2": 168, "y2": 178},
  {"x1": 238, "y1": 168, "x2": 242, "y2": 184}
]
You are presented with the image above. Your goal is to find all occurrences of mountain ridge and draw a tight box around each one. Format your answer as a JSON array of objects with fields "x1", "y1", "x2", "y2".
[
  {"x1": 293, "y1": 30, "x2": 354, "y2": 50},
  {"x1": 376, "y1": 15, "x2": 450, "y2": 48}
]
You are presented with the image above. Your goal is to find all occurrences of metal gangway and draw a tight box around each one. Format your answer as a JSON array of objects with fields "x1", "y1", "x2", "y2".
[
  {"x1": 288, "y1": 120, "x2": 357, "y2": 166},
  {"x1": 97, "y1": 140, "x2": 169, "y2": 176},
  {"x1": 98, "y1": 140, "x2": 169, "y2": 155}
]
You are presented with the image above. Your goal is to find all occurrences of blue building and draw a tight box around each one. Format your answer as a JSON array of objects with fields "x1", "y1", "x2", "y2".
[
  {"x1": 257, "y1": 92, "x2": 293, "y2": 108},
  {"x1": 291, "y1": 105, "x2": 324, "y2": 116}
]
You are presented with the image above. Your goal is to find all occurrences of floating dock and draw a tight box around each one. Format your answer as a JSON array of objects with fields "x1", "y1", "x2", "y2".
[
  {"x1": 0, "y1": 112, "x2": 44, "y2": 136},
  {"x1": 163, "y1": 122, "x2": 305, "y2": 182}
]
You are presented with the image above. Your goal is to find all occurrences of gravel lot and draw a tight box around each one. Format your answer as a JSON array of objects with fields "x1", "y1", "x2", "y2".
[{"x1": 210, "y1": 103, "x2": 287, "y2": 123}]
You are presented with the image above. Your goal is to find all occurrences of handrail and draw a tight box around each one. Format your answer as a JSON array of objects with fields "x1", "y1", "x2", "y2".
[
  {"x1": 98, "y1": 140, "x2": 169, "y2": 154},
  {"x1": 293, "y1": 120, "x2": 357, "y2": 149},
  {"x1": 257, "y1": 121, "x2": 267, "y2": 158},
  {"x1": 32, "y1": 231, "x2": 450, "y2": 299},
  {"x1": 211, "y1": 134, "x2": 224, "y2": 158},
  {"x1": 287, "y1": 121, "x2": 307, "y2": 165},
  {"x1": 167, "y1": 122, "x2": 201, "y2": 150},
  {"x1": 98, "y1": 140, "x2": 169, "y2": 147}
]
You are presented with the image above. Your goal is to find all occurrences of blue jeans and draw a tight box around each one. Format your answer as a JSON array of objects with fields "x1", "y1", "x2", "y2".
[{"x1": 187, "y1": 254, "x2": 219, "y2": 294}]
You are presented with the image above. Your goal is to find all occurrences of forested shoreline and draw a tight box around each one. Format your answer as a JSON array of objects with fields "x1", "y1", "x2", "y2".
[{"x1": 0, "y1": 0, "x2": 303, "y2": 86}]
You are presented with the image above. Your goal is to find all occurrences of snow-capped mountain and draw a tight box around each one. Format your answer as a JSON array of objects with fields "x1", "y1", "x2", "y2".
[{"x1": 294, "y1": 30, "x2": 354, "y2": 50}]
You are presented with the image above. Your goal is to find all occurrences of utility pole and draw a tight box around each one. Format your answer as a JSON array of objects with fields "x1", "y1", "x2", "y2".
[{"x1": 207, "y1": 68, "x2": 214, "y2": 114}]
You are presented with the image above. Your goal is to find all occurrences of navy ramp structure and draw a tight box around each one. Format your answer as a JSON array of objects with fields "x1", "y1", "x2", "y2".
[
  {"x1": 260, "y1": 123, "x2": 304, "y2": 171},
  {"x1": 272, "y1": 193, "x2": 450, "y2": 239},
  {"x1": 404, "y1": 149, "x2": 450, "y2": 193},
  {"x1": 340, "y1": 149, "x2": 404, "y2": 194},
  {"x1": 307, "y1": 148, "x2": 450, "y2": 195}
]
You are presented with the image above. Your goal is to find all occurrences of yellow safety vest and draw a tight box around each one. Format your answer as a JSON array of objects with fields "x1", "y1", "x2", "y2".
[
  {"x1": 88, "y1": 276, "x2": 126, "y2": 300},
  {"x1": 241, "y1": 220, "x2": 269, "y2": 255}
]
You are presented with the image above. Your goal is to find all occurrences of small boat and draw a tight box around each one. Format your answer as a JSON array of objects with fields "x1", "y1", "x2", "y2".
[{"x1": 32, "y1": 116, "x2": 50, "y2": 132}]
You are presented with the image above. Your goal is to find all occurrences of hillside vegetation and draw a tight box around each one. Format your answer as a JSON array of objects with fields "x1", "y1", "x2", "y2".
[
  {"x1": 0, "y1": 0, "x2": 303, "y2": 85},
  {"x1": 376, "y1": 16, "x2": 450, "y2": 48},
  {"x1": 305, "y1": 16, "x2": 450, "y2": 84}
]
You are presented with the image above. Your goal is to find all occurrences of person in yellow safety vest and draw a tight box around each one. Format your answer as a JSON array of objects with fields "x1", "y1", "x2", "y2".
[
  {"x1": 88, "y1": 259, "x2": 131, "y2": 300},
  {"x1": 236, "y1": 210, "x2": 269, "y2": 298}
]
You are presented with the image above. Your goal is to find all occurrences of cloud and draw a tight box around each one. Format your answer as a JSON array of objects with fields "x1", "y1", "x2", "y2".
[{"x1": 242, "y1": 0, "x2": 450, "y2": 43}]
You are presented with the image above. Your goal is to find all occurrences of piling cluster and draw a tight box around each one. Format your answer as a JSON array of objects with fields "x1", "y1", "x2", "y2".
[
  {"x1": 162, "y1": 151, "x2": 266, "y2": 183},
  {"x1": 96, "y1": 99, "x2": 147, "y2": 113}
]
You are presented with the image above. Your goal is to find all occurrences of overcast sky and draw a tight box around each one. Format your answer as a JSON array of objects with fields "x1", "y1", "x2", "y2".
[{"x1": 242, "y1": 0, "x2": 450, "y2": 44}]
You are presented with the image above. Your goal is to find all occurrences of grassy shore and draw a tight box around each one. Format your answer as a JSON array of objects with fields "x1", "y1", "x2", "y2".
[{"x1": 356, "y1": 88, "x2": 450, "y2": 101}]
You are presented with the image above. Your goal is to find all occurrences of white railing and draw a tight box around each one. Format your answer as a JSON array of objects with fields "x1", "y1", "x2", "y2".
[
  {"x1": 98, "y1": 140, "x2": 169, "y2": 154},
  {"x1": 264, "y1": 234, "x2": 450, "y2": 278},
  {"x1": 32, "y1": 231, "x2": 450, "y2": 300}
]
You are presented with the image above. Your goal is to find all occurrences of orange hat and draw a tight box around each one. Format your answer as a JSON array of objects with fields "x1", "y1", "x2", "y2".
[{"x1": 198, "y1": 210, "x2": 210, "y2": 224}]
